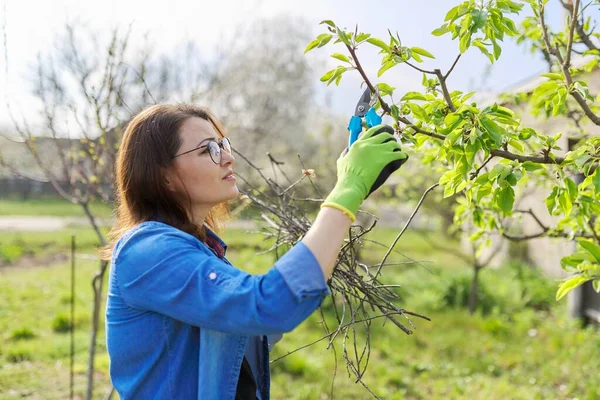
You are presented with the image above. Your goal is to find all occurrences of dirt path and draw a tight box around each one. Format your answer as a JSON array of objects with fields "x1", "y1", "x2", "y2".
[{"x1": 0, "y1": 216, "x2": 257, "y2": 232}]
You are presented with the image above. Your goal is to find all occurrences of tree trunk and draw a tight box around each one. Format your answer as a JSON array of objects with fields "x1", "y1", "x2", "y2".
[{"x1": 468, "y1": 264, "x2": 481, "y2": 315}]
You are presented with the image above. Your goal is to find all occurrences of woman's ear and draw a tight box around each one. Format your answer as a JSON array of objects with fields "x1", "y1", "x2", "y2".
[{"x1": 162, "y1": 168, "x2": 176, "y2": 192}]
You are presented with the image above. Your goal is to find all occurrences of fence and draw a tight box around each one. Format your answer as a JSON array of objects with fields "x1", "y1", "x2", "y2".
[{"x1": 0, "y1": 178, "x2": 112, "y2": 200}]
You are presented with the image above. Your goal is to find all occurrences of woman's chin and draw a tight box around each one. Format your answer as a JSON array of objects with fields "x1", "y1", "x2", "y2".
[{"x1": 226, "y1": 184, "x2": 239, "y2": 200}]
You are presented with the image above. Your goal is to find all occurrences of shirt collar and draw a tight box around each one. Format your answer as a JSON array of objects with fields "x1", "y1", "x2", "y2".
[{"x1": 204, "y1": 223, "x2": 228, "y2": 257}]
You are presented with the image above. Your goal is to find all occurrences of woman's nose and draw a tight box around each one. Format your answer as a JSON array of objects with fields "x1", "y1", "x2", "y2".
[{"x1": 221, "y1": 148, "x2": 235, "y2": 166}]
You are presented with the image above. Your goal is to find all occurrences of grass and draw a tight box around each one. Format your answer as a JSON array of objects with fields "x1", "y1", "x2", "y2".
[
  {"x1": 1, "y1": 225, "x2": 599, "y2": 399},
  {"x1": 0, "y1": 257, "x2": 110, "y2": 399},
  {"x1": 0, "y1": 198, "x2": 113, "y2": 218},
  {"x1": 0, "y1": 228, "x2": 107, "y2": 266}
]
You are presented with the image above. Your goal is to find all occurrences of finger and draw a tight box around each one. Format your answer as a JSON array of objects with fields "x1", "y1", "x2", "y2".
[
  {"x1": 359, "y1": 124, "x2": 394, "y2": 141},
  {"x1": 364, "y1": 131, "x2": 395, "y2": 145},
  {"x1": 383, "y1": 140, "x2": 402, "y2": 151}
]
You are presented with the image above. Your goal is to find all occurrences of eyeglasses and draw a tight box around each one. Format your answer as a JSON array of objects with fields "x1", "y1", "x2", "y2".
[{"x1": 172, "y1": 137, "x2": 232, "y2": 164}]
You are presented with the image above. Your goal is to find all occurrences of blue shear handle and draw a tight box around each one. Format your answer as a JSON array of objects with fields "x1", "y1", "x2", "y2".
[
  {"x1": 347, "y1": 109, "x2": 383, "y2": 148},
  {"x1": 347, "y1": 115, "x2": 362, "y2": 147},
  {"x1": 364, "y1": 108, "x2": 382, "y2": 128}
]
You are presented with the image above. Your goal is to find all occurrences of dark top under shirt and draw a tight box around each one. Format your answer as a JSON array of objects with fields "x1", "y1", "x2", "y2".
[
  {"x1": 235, "y1": 356, "x2": 258, "y2": 400},
  {"x1": 204, "y1": 233, "x2": 258, "y2": 400}
]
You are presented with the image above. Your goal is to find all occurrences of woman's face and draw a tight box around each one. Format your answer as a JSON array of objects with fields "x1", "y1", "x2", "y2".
[{"x1": 166, "y1": 117, "x2": 239, "y2": 214}]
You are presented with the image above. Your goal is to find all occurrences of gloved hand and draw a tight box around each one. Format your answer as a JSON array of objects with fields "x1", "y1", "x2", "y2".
[{"x1": 321, "y1": 124, "x2": 408, "y2": 222}]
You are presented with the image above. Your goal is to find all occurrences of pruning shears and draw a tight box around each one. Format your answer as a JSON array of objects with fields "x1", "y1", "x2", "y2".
[
  {"x1": 347, "y1": 86, "x2": 382, "y2": 147},
  {"x1": 345, "y1": 85, "x2": 409, "y2": 197}
]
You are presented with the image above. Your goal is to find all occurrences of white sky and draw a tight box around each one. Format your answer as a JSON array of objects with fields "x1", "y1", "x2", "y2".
[{"x1": 0, "y1": 0, "x2": 587, "y2": 129}]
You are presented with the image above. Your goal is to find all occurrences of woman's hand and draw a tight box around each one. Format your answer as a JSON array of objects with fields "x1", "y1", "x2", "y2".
[{"x1": 320, "y1": 124, "x2": 408, "y2": 222}]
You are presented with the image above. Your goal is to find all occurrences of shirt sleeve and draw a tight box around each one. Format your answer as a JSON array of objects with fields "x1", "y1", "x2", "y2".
[{"x1": 113, "y1": 223, "x2": 330, "y2": 335}]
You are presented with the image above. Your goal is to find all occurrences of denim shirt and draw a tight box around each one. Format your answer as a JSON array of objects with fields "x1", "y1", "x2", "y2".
[{"x1": 105, "y1": 221, "x2": 330, "y2": 400}]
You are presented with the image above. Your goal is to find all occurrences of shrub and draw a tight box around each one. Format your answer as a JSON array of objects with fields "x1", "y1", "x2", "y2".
[
  {"x1": 508, "y1": 262, "x2": 556, "y2": 312},
  {"x1": 11, "y1": 327, "x2": 36, "y2": 341},
  {"x1": 6, "y1": 348, "x2": 32, "y2": 363},
  {"x1": 52, "y1": 313, "x2": 73, "y2": 333},
  {"x1": 441, "y1": 272, "x2": 497, "y2": 315},
  {"x1": 0, "y1": 243, "x2": 24, "y2": 264}
]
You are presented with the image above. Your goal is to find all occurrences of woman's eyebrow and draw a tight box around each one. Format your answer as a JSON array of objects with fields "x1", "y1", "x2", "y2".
[{"x1": 197, "y1": 136, "x2": 219, "y2": 146}]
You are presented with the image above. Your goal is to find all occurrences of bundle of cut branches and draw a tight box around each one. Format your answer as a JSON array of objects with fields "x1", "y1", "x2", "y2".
[{"x1": 233, "y1": 149, "x2": 432, "y2": 398}]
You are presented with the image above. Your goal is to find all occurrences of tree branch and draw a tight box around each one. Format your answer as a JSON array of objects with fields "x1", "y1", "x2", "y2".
[
  {"x1": 345, "y1": 44, "x2": 390, "y2": 115},
  {"x1": 540, "y1": 2, "x2": 600, "y2": 126},
  {"x1": 404, "y1": 61, "x2": 435, "y2": 75},
  {"x1": 560, "y1": 0, "x2": 599, "y2": 52},
  {"x1": 565, "y1": 0, "x2": 580, "y2": 69},
  {"x1": 434, "y1": 68, "x2": 456, "y2": 112},
  {"x1": 470, "y1": 155, "x2": 495, "y2": 180},
  {"x1": 444, "y1": 54, "x2": 462, "y2": 80},
  {"x1": 489, "y1": 148, "x2": 565, "y2": 164}
]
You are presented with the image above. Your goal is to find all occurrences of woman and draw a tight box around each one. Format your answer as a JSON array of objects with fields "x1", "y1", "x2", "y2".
[{"x1": 102, "y1": 103, "x2": 406, "y2": 399}]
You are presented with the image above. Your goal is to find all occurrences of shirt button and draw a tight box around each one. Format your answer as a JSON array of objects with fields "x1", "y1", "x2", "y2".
[{"x1": 209, "y1": 272, "x2": 217, "y2": 280}]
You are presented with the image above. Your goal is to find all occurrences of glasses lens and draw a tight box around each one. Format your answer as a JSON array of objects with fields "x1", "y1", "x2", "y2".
[
  {"x1": 208, "y1": 142, "x2": 220, "y2": 164},
  {"x1": 222, "y1": 138, "x2": 231, "y2": 154}
]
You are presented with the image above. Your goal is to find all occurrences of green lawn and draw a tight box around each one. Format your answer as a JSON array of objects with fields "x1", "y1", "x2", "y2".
[
  {"x1": 0, "y1": 199, "x2": 114, "y2": 218},
  {"x1": 1, "y1": 226, "x2": 599, "y2": 399}
]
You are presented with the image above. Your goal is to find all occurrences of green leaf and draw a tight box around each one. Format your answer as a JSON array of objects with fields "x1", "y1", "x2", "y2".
[
  {"x1": 459, "y1": 33, "x2": 472, "y2": 53},
  {"x1": 377, "y1": 60, "x2": 396, "y2": 77},
  {"x1": 577, "y1": 239, "x2": 600, "y2": 263},
  {"x1": 367, "y1": 37, "x2": 391, "y2": 53},
  {"x1": 409, "y1": 103, "x2": 428, "y2": 121},
  {"x1": 522, "y1": 161, "x2": 544, "y2": 172},
  {"x1": 402, "y1": 92, "x2": 427, "y2": 101},
  {"x1": 317, "y1": 34, "x2": 333, "y2": 48},
  {"x1": 519, "y1": 128, "x2": 536, "y2": 140},
  {"x1": 410, "y1": 47, "x2": 435, "y2": 59},
  {"x1": 556, "y1": 275, "x2": 590, "y2": 301},
  {"x1": 377, "y1": 82, "x2": 395, "y2": 95},
  {"x1": 390, "y1": 104, "x2": 400, "y2": 120},
  {"x1": 337, "y1": 28, "x2": 351, "y2": 46},
  {"x1": 304, "y1": 39, "x2": 321, "y2": 53},
  {"x1": 320, "y1": 20, "x2": 336, "y2": 28},
  {"x1": 594, "y1": 280, "x2": 600, "y2": 293},
  {"x1": 432, "y1": 24, "x2": 449, "y2": 36},
  {"x1": 592, "y1": 169, "x2": 600, "y2": 191},
  {"x1": 541, "y1": 72, "x2": 563, "y2": 80},
  {"x1": 565, "y1": 177, "x2": 578, "y2": 201},
  {"x1": 411, "y1": 52, "x2": 423, "y2": 63},
  {"x1": 439, "y1": 169, "x2": 456, "y2": 185},
  {"x1": 320, "y1": 69, "x2": 336, "y2": 82},
  {"x1": 563, "y1": 251, "x2": 596, "y2": 269},
  {"x1": 472, "y1": 40, "x2": 494, "y2": 63},
  {"x1": 471, "y1": 9, "x2": 488, "y2": 30},
  {"x1": 356, "y1": 32, "x2": 371, "y2": 43},
  {"x1": 495, "y1": 186, "x2": 515, "y2": 214},
  {"x1": 444, "y1": 5, "x2": 461, "y2": 22},
  {"x1": 558, "y1": 189, "x2": 572, "y2": 216},
  {"x1": 331, "y1": 53, "x2": 350, "y2": 62},
  {"x1": 480, "y1": 116, "x2": 504, "y2": 146},
  {"x1": 546, "y1": 187, "x2": 559, "y2": 215},
  {"x1": 508, "y1": 139, "x2": 524, "y2": 152},
  {"x1": 492, "y1": 39, "x2": 502, "y2": 59}
]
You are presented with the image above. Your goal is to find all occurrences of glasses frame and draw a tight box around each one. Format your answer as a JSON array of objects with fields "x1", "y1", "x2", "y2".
[{"x1": 172, "y1": 137, "x2": 232, "y2": 164}]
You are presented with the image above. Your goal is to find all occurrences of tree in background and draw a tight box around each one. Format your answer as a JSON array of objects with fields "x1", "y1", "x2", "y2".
[
  {"x1": 306, "y1": 0, "x2": 600, "y2": 306},
  {"x1": 0, "y1": 15, "x2": 327, "y2": 399}
]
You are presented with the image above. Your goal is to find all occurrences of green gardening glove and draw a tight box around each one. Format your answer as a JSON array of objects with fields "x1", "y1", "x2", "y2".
[{"x1": 321, "y1": 124, "x2": 408, "y2": 222}]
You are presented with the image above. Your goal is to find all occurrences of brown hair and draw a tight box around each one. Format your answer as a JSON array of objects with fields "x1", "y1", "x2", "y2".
[{"x1": 100, "y1": 104, "x2": 231, "y2": 261}]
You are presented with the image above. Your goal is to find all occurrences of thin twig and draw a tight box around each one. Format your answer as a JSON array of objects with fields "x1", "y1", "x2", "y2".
[
  {"x1": 444, "y1": 54, "x2": 462, "y2": 80},
  {"x1": 373, "y1": 183, "x2": 440, "y2": 280}
]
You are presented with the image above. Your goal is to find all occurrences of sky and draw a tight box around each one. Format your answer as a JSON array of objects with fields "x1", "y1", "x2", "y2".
[{"x1": 0, "y1": 0, "x2": 588, "y2": 129}]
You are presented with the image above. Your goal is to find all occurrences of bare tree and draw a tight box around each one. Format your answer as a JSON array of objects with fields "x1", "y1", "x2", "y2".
[{"x1": 0, "y1": 14, "x2": 329, "y2": 398}]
